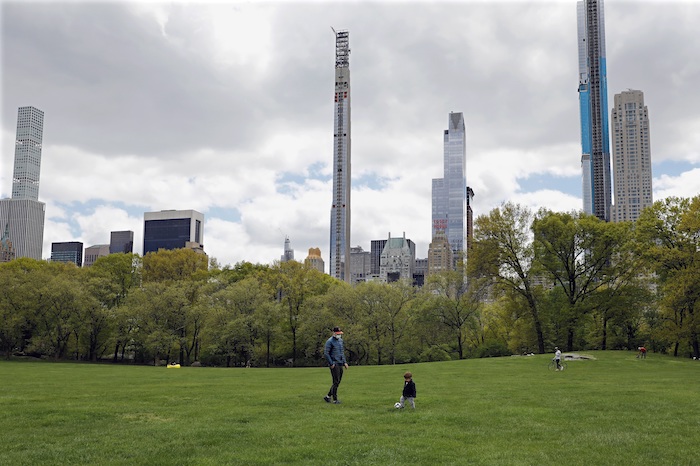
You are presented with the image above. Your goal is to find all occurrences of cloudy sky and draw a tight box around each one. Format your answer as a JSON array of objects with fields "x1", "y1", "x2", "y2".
[{"x1": 1, "y1": 0, "x2": 698, "y2": 267}]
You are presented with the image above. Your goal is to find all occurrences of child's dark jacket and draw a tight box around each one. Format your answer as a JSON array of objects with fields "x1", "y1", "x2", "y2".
[{"x1": 403, "y1": 380, "x2": 417, "y2": 398}]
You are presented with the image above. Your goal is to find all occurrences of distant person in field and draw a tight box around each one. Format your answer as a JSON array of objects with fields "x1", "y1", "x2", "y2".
[
  {"x1": 396, "y1": 371, "x2": 416, "y2": 409},
  {"x1": 323, "y1": 326, "x2": 348, "y2": 404},
  {"x1": 554, "y1": 347, "x2": 562, "y2": 370},
  {"x1": 637, "y1": 346, "x2": 647, "y2": 359}
]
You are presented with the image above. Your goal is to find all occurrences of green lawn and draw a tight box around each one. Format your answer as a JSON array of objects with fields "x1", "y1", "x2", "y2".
[{"x1": 1, "y1": 351, "x2": 698, "y2": 465}]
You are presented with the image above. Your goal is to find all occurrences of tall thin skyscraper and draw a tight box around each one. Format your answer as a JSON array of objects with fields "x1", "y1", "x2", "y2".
[
  {"x1": 12, "y1": 106, "x2": 44, "y2": 201},
  {"x1": 432, "y1": 112, "x2": 467, "y2": 267},
  {"x1": 577, "y1": 0, "x2": 612, "y2": 221},
  {"x1": 0, "y1": 106, "x2": 46, "y2": 260},
  {"x1": 611, "y1": 90, "x2": 653, "y2": 223},
  {"x1": 329, "y1": 29, "x2": 351, "y2": 282}
]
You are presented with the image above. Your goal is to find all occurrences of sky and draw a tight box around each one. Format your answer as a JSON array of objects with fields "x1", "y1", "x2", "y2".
[{"x1": 1, "y1": 0, "x2": 699, "y2": 268}]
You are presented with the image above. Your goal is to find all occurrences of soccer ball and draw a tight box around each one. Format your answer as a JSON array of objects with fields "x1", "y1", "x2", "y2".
[{"x1": 394, "y1": 402, "x2": 403, "y2": 409}]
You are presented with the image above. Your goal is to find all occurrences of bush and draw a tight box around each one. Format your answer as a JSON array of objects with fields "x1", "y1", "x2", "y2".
[
  {"x1": 418, "y1": 345, "x2": 453, "y2": 362},
  {"x1": 477, "y1": 341, "x2": 512, "y2": 358}
]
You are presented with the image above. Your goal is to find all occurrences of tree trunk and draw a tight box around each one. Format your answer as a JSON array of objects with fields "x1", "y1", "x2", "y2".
[
  {"x1": 601, "y1": 313, "x2": 608, "y2": 350},
  {"x1": 567, "y1": 328, "x2": 575, "y2": 352}
]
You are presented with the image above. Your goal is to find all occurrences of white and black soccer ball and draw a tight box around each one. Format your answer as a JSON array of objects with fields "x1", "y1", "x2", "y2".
[{"x1": 394, "y1": 402, "x2": 402, "y2": 409}]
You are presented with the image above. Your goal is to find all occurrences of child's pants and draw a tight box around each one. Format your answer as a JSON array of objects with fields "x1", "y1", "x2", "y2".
[{"x1": 400, "y1": 396, "x2": 415, "y2": 409}]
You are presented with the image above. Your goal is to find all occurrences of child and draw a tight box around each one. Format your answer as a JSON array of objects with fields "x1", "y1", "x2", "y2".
[{"x1": 397, "y1": 371, "x2": 416, "y2": 409}]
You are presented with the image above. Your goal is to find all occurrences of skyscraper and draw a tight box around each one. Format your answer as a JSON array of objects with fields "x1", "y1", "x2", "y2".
[
  {"x1": 432, "y1": 112, "x2": 467, "y2": 267},
  {"x1": 370, "y1": 239, "x2": 387, "y2": 276},
  {"x1": 577, "y1": 0, "x2": 612, "y2": 221},
  {"x1": 143, "y1": 210, "x2": 204, "y2": 255},
  {"x1": 329, "y1": 28, "x2": 351, "y2": 282},
  {"x1": 611, "y1": 89, "x2": 653, "y2": 223},
  {"x1": 0, "y1": 106, "x2": 46, "y2": 260},
  {"x1": 280, "y1": 236, "x2": 294, "y2": 263},
  {"x1": 12, "y1": 106, "x2": 44, "y2": 201}
]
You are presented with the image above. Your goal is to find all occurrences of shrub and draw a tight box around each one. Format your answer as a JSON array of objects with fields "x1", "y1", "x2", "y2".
[{"x1": 477, "y1": 341, "x2": 512, "y2": 358}]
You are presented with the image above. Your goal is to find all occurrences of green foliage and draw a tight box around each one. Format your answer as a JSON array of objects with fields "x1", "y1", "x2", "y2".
[
  {"x1": 636, "y1": 196, "x2": 700, "y2": 357},
  {"x1": 476, "y1": 340, "x2": 512, "y2": 358},
  {"x1": 142, "y1": 248, "x2": 208, "y2": 283},
  {"x1": 418, "y1": 345, "x2": 453, "y2": 362},
  {"x1": 2, "y1": 196, "x2": 698, "y2": 365}
]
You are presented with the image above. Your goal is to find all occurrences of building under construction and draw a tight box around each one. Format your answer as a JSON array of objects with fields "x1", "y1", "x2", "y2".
[{"x1": 329, "y1": 29, "x2": 351, "y2": 282}]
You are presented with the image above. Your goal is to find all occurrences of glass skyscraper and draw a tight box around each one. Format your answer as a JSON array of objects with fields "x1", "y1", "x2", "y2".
[
  {"x1": 0, "y1": 106, "x2": 46, "y2": 260},
  {"x1": 329, "y1": 29, "x2": 351, "y2": 282},
  {"x1": 432, "y1": 112, "x2": 467, "y2": 267},
  {"x1": 577, "y1": 0, "x2": 612, "y2": 221}
]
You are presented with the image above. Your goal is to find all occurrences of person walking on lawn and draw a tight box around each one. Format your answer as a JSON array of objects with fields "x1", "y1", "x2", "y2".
[{"x1": 324, "y1": 326, "x2": 348, "y2": 404}]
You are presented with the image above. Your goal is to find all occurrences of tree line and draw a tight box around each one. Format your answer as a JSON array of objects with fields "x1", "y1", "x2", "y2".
[{"x1": 1, "y1": 196, "x2": 697, "y2": 365}]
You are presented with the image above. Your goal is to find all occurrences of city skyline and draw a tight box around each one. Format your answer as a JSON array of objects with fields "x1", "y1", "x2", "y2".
[{"x1": 2, "y1": 1, "x2": 699, "y2": 267}]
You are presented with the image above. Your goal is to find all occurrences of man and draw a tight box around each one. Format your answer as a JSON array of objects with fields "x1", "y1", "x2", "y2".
[
  {"x1": 638, "y1": 346, "x2": 647, "y2": 359},
  {"x1": 554, "y1": 346, "x2": 562, "y2": 370},
  {"x1": 324, "y1": 326, "x2": 348, "y2": 404}
]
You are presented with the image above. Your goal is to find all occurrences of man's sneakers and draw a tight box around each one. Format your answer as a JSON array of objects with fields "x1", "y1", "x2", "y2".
[
  {"x1": 332, "y1": 400, "x2": 341, "y2": 404},
  {"x1": 324, "y1": 396, "x2": 331, "y2": 403}
]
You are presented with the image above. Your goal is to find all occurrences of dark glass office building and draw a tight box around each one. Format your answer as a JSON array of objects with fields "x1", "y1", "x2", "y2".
[
  {"x1": 51, "y1": 241, "x2": 83, "y2": 267},
  {"x1": 109, "y1": 230, "x2": 134, "y2": 254},
  {"x1": 143, "y1": 210, "x2": 204, "y2": 255}
]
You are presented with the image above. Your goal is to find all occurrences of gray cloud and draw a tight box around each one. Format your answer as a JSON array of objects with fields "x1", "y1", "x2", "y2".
[{"x1": 2, "y1": 1, "x2": 698, "y2": 266}]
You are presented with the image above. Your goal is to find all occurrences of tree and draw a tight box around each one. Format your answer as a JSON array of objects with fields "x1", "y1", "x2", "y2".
[
  {"x1": 30, "y1": 262, "x2": 84, "y2": 359},
  {"x1": 142, "y1": 248, "x2": 208, "y2": 283},
  {"x1": 81, "y1": 254, "x2": 141, "y2": 361},
  {"x1": 636, "y1": 196, "x2": 700, "y2": 358},
  {"x1": 355, "y1": 281, "x2": 388, "y2": 365},
  {"x1": 425, "y1": 270, "x2": 481, "y2": 359},
  {"x1": 0, "y1": 258, "x2": 45, "y2": 358},
  {"x1": 128, "y1": 282, "x2": 188, "y2": 365},
  {"x1": 470, "y1": 203, "x2": 546, "y2": 353},
  {"x1": 533, "y1": 210, "x2": 636, "y2": 351},
  {"x1": 268, "y1": 261, "x2": 335, "y2": 366},
  {"x1": 379, "y1": 280, "x2": 415, "y2": 364}
]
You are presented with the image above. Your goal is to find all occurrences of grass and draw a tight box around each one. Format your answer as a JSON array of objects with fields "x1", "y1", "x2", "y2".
[{"x1": 1, "y1": 351, "x2": 699, "y2": 465}]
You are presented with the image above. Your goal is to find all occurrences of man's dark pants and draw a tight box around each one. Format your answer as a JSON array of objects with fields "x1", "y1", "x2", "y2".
[{"x1": 328, "y1": 365, "x2": 344, "y2": 400}]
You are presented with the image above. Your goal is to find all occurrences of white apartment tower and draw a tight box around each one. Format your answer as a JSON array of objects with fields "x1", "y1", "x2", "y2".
[
  {"x1": 329, "y1": 29, "x2": 351, "y2": 282},
  {"x1": 611, "y1": 89, "x2": 653, "y2": 223},
  {"x1": 0, "y1": 106, "x2": 46, "y2": 260}
]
